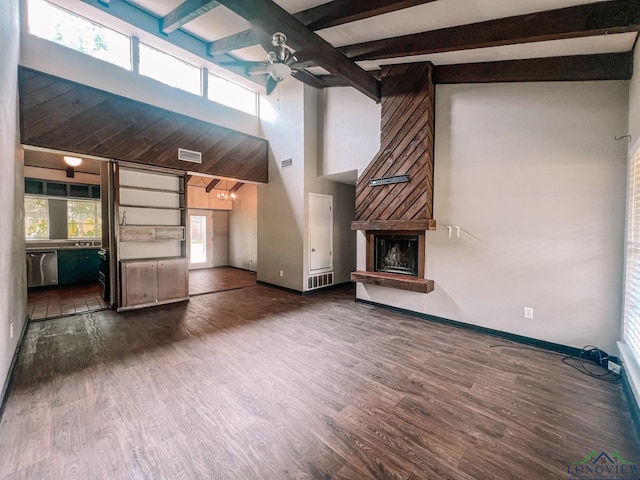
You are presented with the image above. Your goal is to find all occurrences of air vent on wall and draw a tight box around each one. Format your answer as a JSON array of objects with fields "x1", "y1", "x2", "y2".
[
  {"x1": 281, "y1": 158, "x2": 293, "y2": 169},
  {"x1": 307, "y1": 272, "x2": 334, "y2": 291},
  {"x1": 178, "y1": 148, "x2": 202, "y2": 164}
]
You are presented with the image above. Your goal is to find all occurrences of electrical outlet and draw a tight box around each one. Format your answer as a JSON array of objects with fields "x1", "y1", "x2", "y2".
[
  {"x1": 279, "y1": 270, "x2": 284, "y2": 278},
  {"x1": 608, "y1": 361, "x2": 621, "y2": 375},
  {"x1": 523, "y1": 307, "x2": 534, "y2": 320},
  {"x1": 10, "y1": 322, "x2": 13, "y2": 339}
]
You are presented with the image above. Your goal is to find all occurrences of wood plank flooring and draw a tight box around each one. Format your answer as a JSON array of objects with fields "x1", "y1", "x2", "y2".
[
  {"x1": 1, "y1": 284, "x2": 638, "y2": 479},
  {"x1": 189, "y1": 267, "x2": 256, "y2": 296},
  {"x1": 27, "y1": 283, "x2": 108, "y2": 321}
]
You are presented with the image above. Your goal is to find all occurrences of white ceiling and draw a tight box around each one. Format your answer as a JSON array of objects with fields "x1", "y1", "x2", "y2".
[{"x1": 126, "y1": 0, "x2": 632, "y2": 71}]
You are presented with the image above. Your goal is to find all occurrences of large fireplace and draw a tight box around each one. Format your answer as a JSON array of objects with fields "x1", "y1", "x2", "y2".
[
  {"x1": 350, "y1": 63, "x2": 436, "y2": 293},
  {"x1": 375, "y1": 234, "x2": 419, "y2": 276},
  {"x1": 350, "y1": 229, "x2": 433, "y2": 293}
]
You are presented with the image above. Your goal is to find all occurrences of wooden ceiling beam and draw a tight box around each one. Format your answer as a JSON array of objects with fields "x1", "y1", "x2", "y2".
[
  {"x1": 207, "y1": 0, "x2": 437, "y2": 56},
  {"x1": 295, "y1": 0, "x2": 439, "y2": 31},
  {"x1": 340, "y1": 0, "x2": 640, "y2": 61},
  {"x1": 433, "y1": 52, "x2": 633, "y2": 84},
  {"x1": 230, "y1": 182, "x2": 244, "y2": 194},
  {"x1": 291, "y1": 69, "x2": 326, "y2": 89},
  {"x1": 205, "y1": 178, "x2": 221, "y2": 193},
  {"x1": 213, "y1": 0, "x2": 380, "y2": 101},
  {"x1": 316, "y1": 52, "x2": 633, "y2": 85},
  {"x1": 208, "y1": 29, "x2": 268, "y2": 56},
  {"x1": 161, "y1": 0, "x2": 220, "y2": 34}
]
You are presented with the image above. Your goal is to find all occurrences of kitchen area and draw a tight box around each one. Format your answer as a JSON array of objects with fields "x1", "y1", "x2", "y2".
[{"x1": 24, "y1": 149, "x2": 109, "y2": 320}]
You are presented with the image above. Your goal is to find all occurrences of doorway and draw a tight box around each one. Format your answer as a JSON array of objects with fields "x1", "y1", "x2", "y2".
[
  {"x1": 188, "y1": 209, "x2": 214, "y2": 269},
  {"x1": 309, "y1": 193, "x2": 333, "y2": 273}
]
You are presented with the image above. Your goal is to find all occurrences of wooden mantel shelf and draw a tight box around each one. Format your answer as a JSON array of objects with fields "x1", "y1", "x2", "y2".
[
  {"x1": 351, "y1": 219, "x2": 436, "y2": 231},
  {"x1": 351, "y1": 271, "x2": 434, "y2": 294}
]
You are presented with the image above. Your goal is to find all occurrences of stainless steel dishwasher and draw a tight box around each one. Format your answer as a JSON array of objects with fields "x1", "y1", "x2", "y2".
[{"x1": 26, "y1": 251, "x2": 58, "y2": 287}]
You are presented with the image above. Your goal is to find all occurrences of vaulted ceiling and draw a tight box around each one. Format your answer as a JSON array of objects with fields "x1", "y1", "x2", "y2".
[{"x1": 87, "y1": 0, "x2": 639, "y2": 102}]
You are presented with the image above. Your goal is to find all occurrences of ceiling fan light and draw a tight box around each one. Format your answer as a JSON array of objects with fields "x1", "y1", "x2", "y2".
[{"x1": 267, "y1": 63, "x2": 291, "y2": 82}]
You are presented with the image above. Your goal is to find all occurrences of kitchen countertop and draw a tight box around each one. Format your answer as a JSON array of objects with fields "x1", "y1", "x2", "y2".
[{"x1": 26, "y1": 242, "x2": 102, "y2": 253}]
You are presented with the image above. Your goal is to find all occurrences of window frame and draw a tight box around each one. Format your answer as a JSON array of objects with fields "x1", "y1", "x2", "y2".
[
  {"x1": 138, "y1": 42, "x2": 202, "y2": 96},
  {"x1": 207, "y1": 72, "x2": 258, "y2": 116},
  {"x1": 24, "y1": 195, "x2": 50, "y2": 240},
  {"x1": 67, "y1": 198, "x2": 102, "y2": 240},
  {"x1": 26, "y1": 0, "x2": 132, "y2": 70},
  {"x1": 621, "y1": 143, "x2": 640, "y2": 407}
]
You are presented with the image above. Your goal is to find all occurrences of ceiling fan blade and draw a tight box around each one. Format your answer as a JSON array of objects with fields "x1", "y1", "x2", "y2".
[
  {"x1": 217, "y1": 60, "x2": 264, "y2": 69},
  {"x1": 247, "y1": 64, "x2": 269, "y2": 76},
  {"x1": 266, "y1": 76, "x2": 278, "y2": 95}
]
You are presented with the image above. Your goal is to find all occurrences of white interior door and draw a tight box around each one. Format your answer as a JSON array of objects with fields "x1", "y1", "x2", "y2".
[
  {"x1": 188, "y1": 210, "x2": 214, "y2": 270},
  {"x1": 309, "y1": 193, "x2": 333, "y2": 272}
]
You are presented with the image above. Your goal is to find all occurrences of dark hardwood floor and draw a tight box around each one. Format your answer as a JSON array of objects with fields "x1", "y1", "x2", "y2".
[
  {"x1": 1, "y1": 284, "x2": 638, "y2": 479},
  {"x1": 189, "y1": 266, "x2": 256, "y2": 296}
]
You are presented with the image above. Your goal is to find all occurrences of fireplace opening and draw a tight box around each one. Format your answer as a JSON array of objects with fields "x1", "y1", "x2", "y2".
[{"x1": 374, "y1": 235, "x2": 419, "y2": 276}]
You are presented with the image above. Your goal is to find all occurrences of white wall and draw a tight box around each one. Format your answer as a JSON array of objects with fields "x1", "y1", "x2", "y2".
[
  {"x1": 257, "y1": 82, "x2": 358, "y2": 291},
  {"x1": 257, "y1": 80, "x2": 306, "y2": 290},
  {"x1": 229, "y1": 184, "x2": 258, "y2": 271},
  {"x1": 324, "y1": 81, "x2": 629, "y2": 353},
  {"x1": 0, "y1": 0, "x2": 27, "y2": 395},
  {"x1": 211, "y1": 210, "x2": 229, "y2": 267},
  {"x1": 319, "y1": 87, "x2": 381, "y2": 179},
  {"x1": 303, "y1": 86, "x2": 356, "y2": 286}
]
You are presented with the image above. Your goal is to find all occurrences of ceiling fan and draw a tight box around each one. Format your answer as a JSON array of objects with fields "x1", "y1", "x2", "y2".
[{"x1": 246, "y1": 32, "x2": 307, "y2": 94}]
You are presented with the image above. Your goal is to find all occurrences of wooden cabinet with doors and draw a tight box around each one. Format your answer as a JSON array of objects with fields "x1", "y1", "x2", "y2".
[
  {"x1": 120, "y1": 257, "x2": 188, "y2": 309},
  {"x1": 115, "y1": 164, "x2": 189, "y2": 311}
]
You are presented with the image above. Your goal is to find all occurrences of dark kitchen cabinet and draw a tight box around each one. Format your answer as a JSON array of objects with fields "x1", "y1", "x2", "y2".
[{"x1": 58, "y1": 248, "x2": 100, "y2": 285}]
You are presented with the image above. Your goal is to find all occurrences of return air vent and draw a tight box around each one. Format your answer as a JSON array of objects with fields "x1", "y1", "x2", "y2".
[
  {"x1": 178, "y1": 148, "x2": 202, "y2": 164},
  {"x1": 281, "y1": 158, "x2": 293, "y2": 169},
  {"x1": 307, "y1": 272, "x2": 333, "y2": 291}
]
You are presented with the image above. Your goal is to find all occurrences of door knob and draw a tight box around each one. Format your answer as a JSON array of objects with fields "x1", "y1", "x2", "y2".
[{"x1": 312, "y1": 248, "x2": 316, "y2": 252}]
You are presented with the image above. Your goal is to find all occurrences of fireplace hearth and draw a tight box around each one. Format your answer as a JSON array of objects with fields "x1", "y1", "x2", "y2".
[
  {"x1": 375, "y1": 235, "x2": 419, "y2": 276},
  {"x1": 350, "y1": 229, "x2": 433, "y2": 293}
]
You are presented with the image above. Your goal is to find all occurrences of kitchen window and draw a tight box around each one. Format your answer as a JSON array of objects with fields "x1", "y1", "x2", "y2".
[
  {"x1": 27, "y1": 0, "x2": 131, "y2": 70},
  {"x1": 68, "y1": 199, "x2": 102, "y2": 239},
  {"x1": 24, "y1": 196, "x2": 101, "y2": 241},
  {"x1": 24, "y1": 197, "x2": 49, "y2": 239}
]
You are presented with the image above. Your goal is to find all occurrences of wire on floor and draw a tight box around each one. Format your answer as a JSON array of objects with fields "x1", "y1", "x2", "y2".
[{"x1": 487, "y1": 344, "x2": 621, "y2": 382}]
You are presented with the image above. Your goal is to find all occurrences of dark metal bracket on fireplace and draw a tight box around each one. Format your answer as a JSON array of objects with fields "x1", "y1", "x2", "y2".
[{"x1": 369, "y1": 174, "x2": 410, "y2": 187}]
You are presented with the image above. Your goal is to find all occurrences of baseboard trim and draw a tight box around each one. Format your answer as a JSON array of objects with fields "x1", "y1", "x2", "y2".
[
  {"x1": 257, "y1": 281, "x2": 303, "y2": 295},
  {"x1": 0, "y1": 316, "x2": 30, "y2": 422},
  {"x1": 620, "y1": 368, "x2": 640, "y2": 444},
  {"x1": 355, "y1": 298, "x2": 585, "y2": 357}
]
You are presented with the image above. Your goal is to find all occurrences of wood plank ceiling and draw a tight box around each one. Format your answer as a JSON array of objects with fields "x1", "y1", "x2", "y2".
[
  {"x1": 76, "y1": 0, "x2": 640, "y2": 102},
  {"x1": 19, "y1": 68, "x2": 268, "y2": 183}
]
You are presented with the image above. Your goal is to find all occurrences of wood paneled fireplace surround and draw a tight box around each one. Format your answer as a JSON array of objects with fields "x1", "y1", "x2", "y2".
[{"x1": 351, "y1": 63, "x2": 436, "y2": 293}]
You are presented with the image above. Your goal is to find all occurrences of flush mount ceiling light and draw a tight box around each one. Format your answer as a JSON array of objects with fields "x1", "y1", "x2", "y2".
[{"x1": 63, "y1": 156, "x2": 82, "y2": 167}]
